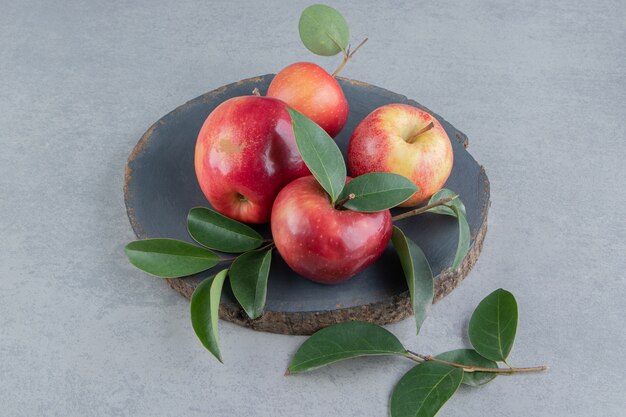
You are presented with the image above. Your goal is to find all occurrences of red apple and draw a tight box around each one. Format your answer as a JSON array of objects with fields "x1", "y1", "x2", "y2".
[
  {"x1": 194, "y1": 96, "x2": 309, "y2": 224},
  {"x1": 267, "y1": 62, "x2": 349, "y2": 138},
  {"x1": 271, "y1": 176, "x2": 393, "y2": 284},
  {"x1": 348, "y1": 104, "x2": 453, "y2": 206}
]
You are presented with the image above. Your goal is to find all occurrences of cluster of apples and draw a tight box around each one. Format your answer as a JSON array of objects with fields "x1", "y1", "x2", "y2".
[{"x1": 194, "y1": 7, "x2": 453, "y2": 285}]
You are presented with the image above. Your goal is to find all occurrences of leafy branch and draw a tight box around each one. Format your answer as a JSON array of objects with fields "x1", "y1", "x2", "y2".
[
  {"x1": 298, "y1": 4, "x2": 368, "y2": 77},
  {"x1": 287, "y1": 289, "x2": 548, "y2": 416},
  {"x1": 125, "y1": 206, "x2": 274, "y2": 362}
]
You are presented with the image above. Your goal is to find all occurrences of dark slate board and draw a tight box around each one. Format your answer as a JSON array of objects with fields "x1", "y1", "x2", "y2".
[{"x1": 124, "y1": 75, "x2": 490, "y2": 335}]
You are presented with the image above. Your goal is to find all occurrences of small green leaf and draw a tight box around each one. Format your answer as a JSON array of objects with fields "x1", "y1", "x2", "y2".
[
  {"x1": 435, "y1": 349, "x2": 498, "y2": 386},
  {"x1": 124, "y1": 239, "x2": 220, "y2": 278},
  {"x1": 391, "y1": 227, "x2": 433, "y2": 335},
  {"x1": 390, "y1": 362, "x2": 463, "y2": 417},
  {"x1": 287, "y1": 321, "x2": 406, "y2": 373},
  {"x1": 338, "y1": 173, "x2": 418, "y2": 212},
  {"x1": 187, "y1": 207, "x2": 264, "y2": 253},
  {"x1": 468, "y1": 289, "x2": 518, "y2": 362},
  {"x1": 451, "y1": 206, "x2": 470, "y2": 270},
  {"x1": 427, "y1": 188, "x2": 466, "y2": 217},
  {"x1": 288, "y1": 108, "x2": 346, "y2": 203},
  {"x1": 190, "y1": 269, "x2": 228, "y2": 362},
  {"x1": 229, "y1": 250, "x2": 272, "y2": 319},
  {"x1": 298, "y1": 4, "x2": 349, "y2": 56}
]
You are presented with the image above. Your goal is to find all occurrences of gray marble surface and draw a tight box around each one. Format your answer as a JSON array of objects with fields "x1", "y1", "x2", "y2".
[{"x1": 1, "y1": 1, "x2": 624, "y2": 416}]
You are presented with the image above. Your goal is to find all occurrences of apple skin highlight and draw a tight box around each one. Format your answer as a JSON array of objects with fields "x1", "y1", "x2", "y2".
[
  {"x1": 271, "y1": 176, "x2": 393, "y2": 284},
  {"x1": 267, "y1": 62, "x2": 349, "y2": 138},
  {"x1": 348, "y1": 104, "x2": 453, "y2": 206},
  {"x1": 195, "y1": 96, "x2": 310, "y2": 224}
]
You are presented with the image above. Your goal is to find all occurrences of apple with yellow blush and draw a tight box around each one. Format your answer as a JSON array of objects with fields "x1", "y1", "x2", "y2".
[{"x1": 348, "y1": 104, "x2": 453, "y2": 206}]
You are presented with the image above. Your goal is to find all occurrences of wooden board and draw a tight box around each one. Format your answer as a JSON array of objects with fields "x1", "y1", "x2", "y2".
[{"x1": 124, "y1": 75, "x2": 490, "y2": 335}]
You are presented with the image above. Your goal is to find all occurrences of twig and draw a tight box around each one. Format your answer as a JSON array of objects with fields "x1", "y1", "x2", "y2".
[
  {"x1": 405, "y1": 351, "x2": 548, "y2": 374},
  {"x1": 332, "y1": 37, "x2": 368, "y2": 77},
  {"x1": 391, "y1": 195, "x2": 459, "y2": 222}
]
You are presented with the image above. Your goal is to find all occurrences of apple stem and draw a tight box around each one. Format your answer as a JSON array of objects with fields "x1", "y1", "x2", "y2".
[
  {"x1": 335, "y1": 193, "x2": 356, "y2": 209},
  {"x1": 331, "y1": 37, "x2": 369, "y2": 77},
  {"x1": 406, "y1": 122, "x2": 435, "y2": 144},
  {"x1": 391, "y1": 194, "x2": 459, "y2": 221},
  {"x1": 404, "y1": 350, "x2": 548, "y2": 374},
  {"x1": 252, "y1": 88, "x2": 261, "y2": 96}
]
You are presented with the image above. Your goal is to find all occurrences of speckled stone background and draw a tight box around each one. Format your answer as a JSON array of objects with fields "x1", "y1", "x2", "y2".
[{"x1": 1, "y1": 1, "x2": 624, "y2": 416}]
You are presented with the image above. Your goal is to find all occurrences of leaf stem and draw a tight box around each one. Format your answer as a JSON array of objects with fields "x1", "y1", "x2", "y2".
[
  {"x1": 219, "y1": 256, "x2": 237, "y2": 262},
  {"x1": 335, "y1": 193, "x2": 355, "y2": 209},
  {"x1": 218, "y1": 241, "x2": 274, "y2": 263},
  {"x1": 391, "y1": 195, "x2": 459, "y2": 222},
  {"x1": 404, "y1": 351, "x2": 548, "y2": 374},
  {"x1": 331, "y1": 37, "x2": 368, "y2": 77},
  {"x1": 255, "y1": 241, "x2": 276, "y2": 252}
]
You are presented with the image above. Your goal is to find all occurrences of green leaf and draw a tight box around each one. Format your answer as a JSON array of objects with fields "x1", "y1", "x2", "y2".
[
  {"x1": 424, "y1": 190, "x2": 470, "y2": 270},
  {"x1": 338, "y1": 172, "x2": 418, "y2": 212},
  {"x1": 187, "y1": 207, "x2": 264, "y2": 253},
  {"x1": 468, "y1": 289, "x2": 518, "y2": 362},
  {"x1": 451, "y1": 206, "x2": 470, "y2": 270},
  {"x1": 229, "y1": 250, "x2": 272, "y2": 319},
  {"x1": 427, "y1": 188, "x2": 466, "y2": 217},
  {"x1": 391, "y1": 227, "x2": 433, "y2": 335},
  {"x1": 298, "y1": 4, "x2": 349, "y2": 56},
  {"x1": 390, "y1": 362, "x2": 463, "y2": 417},
  {"x1": 190, "y1": 269, "x2": 228, "y2": 362},
  {"x1": 435, "y1": 349, "x2": 498, "y2": 386},
  {"x1": 288, "y1": 108, "x2": 346, "y2": 203},
  {"x1": 124, "y1": 239, "x2": 220, "y2": 278},
  {"x1": 287, "y1": 321, "x2": 406, "y2": 373}
]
